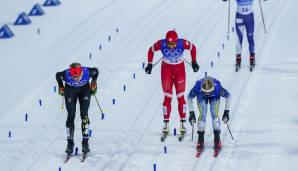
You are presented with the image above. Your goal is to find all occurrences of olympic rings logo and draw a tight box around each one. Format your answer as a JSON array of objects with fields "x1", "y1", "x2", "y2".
[{"x1": 163, "y1": 49, "x2": 182, "y2": 57}]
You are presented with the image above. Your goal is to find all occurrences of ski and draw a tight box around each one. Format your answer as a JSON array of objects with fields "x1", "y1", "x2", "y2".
[
  {"x1": 213, "y1": 146, "x2": 222, "y2": 157},
  {"x1": 160, "y1": 133, "x2": 169, "y2": 142},
  {"x1": 80, "y1": 153, "x2": 88, "y2": 162},
  {"x1": 178, "y1": 132, "x2": 186, "y2": 142},
  {"x1": 195, "y1": 148, "x2": 205, "y2": 157},
  {"x1": 249, "y1": 64, "x2": 255, "y2": 72},
  {"x1": 235, "y1": 64, "x2": 241, "y2": 72},
  {"x1": 63, "y1": 153, "x2": 72, "y2": 163}
]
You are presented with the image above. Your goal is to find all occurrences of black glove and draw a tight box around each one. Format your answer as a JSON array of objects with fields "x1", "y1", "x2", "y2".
[
  {"x1": 145, "y1": 63, "x2": 152, "y2": 74},
  {"x1": 222, "y1": 0, "x2": 227, "y2": 2},
  {"x1": 189, "y1": 111, "x2": 196, "y2": 126},
  {"x1": 191, "y1": 61, "x2": 200, "y2": 72},
  {"x1": 222, "y1": 110, "x2": 230, "y2": 123}
]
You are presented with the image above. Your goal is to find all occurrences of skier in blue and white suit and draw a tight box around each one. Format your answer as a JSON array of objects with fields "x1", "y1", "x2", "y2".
[
  {"x1": 187, "y1": 76, "x2": 231, "y2": 150},
  {"x1": 224, "y1": 0, "x2": 256, "y2": 66}
]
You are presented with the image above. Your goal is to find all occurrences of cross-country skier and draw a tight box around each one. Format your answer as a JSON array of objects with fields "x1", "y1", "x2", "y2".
[
  {"x1": 56, "y1": 63, "x2": 98, "y2": 157},
  {"x1": 187, "y1": 76, "x2": 231, "y2": 156},
  {"x1": 224, "y1": 0, "x2": 256, "y2": 71},
  {"x1": 145, "y1": 30, "x2": 199, "y2": 141}
]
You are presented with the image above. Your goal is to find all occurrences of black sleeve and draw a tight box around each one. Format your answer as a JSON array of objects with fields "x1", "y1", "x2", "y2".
[
  {"x1": 56, "y1": 71, "x2": 66, "y2": 88},
  {"x1": 89, "y1": 67, "x2": 98, "y2": 82}
]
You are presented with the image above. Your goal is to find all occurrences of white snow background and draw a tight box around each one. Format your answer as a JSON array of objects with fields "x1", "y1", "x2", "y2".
[{"x1": 0, "y1": 0, "x2": 298, "y2": 171}]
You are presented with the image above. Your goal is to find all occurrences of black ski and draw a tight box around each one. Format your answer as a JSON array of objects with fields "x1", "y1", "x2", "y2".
[
  {"x1": 64, "y1": 153, "x2": 72, "y2": 163},
  {"x1": 160, "y1": 133, "x2": 169, "y2": 142},
  {"x1": 235, "y1": 64, "x2": 241, "y2": 72},
  {"x1": 249, "y1": 64, "x2": 255, "y2": 72},
  {"x1": 178, "y1": 132, "x2": 186, "y2": 142},
  {"x1": 80, "y1": 153, "x2": 88, "y2": 162}
]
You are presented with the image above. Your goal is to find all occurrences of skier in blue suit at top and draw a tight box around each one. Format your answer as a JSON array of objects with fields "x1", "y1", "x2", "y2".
[
  {"x1": 187, "y1": 76, "x2": 231, "y2": 156},
  {"x1": 223, "y1": 0, "x2": 256, "y2": 70}
]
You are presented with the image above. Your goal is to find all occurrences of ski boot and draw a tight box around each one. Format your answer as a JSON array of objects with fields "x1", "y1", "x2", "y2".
[
  {"x1": 82, "y1": 139, "x2": 90, "y2": 154},
  {"x1": 249, "y1": 53, "x2": 255, "y2": 71},
  {"x1": 161, "y1": 120, "x2": 169, "y2": 142},
  {"x1": 235, "y1": 54, "x2": 241, "y2": 72},
  {"x1": 213, "y1": 130, "x2": 222, "y2": 157},
  {"x1": 65, "y1": 140, "x2": 74, "y2": 154},
  {"x1": 195, "y1": 131, "x2": 205, "y2": 157},
  {"x1": 178, "y1": 120, "x2": 187, "y2": 141}
]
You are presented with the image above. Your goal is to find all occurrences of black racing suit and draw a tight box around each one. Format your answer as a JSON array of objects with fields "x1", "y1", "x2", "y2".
[{"x1": 56, "y1": 67, "x2": 98, "y2": 143}]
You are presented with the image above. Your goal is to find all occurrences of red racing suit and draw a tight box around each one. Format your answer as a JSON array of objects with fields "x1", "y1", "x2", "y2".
[{"x1": 147, "y1": 38, "x2": 197, "y2": 121}]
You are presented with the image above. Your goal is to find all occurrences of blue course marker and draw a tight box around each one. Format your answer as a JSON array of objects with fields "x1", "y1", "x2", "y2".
[
  {"x1": 205, "y1": 72, "x2": 207, "y2": 78},
  {"x1": 25, "y1": 113, "x2": 28, "y2": 122},
  {"x1": 8, "y1": 131, "x2": 11, "y2": 138},
  {"x1": 211, "y1": 61, "x2": 214, "y2": 68},
  {"x1": 75, "y1": 147, "x2": 78, "y2": 155},
  {"x1": 54, "y1": 86, "x2": 56, "y2": 92},
  {"x1": 123, "y1": 85, "x2": 126, "y2": 91},
  {"x1": 58, "y1": 167, "x2": 61, "y2": 171},
  {"x1": 133, "y1": 73, "x2": 136, "y2": 79},
  {"x1": 89, "y1": 130, "x2": 92, "y2": 137},
  {"x1": 89, "y1": 53, "x2": 92, "y2": 59},
  {"x1": 142, "y1": 62, "x2": 145, "y2": 69},
  {"x1": 153, "y1": 164, "x2": 157, "y2": 171},
  {"x1": 173, "y1": 128, "x2": 176, "y2": 136},
  {"x1": 217, "y1": 52, "x2": 220, "y2": 57},
  {"x1": 39, "y1": 99, "x2": 42, "y2": 106},
  {"x1": 101, "y1": 113, "x2": 105, "y2": 120},
  {"x1": 112, "y1": 99, "x2": 115, "y2": 105},
  {"x1": 222, "y1": 43, "x2": 225, "y2": 49},
  {"x1": 164, "y1": 146, "x2": 167, "y2": 154}
]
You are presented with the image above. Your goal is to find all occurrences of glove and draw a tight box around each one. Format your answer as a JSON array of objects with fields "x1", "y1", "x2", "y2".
[
  {"x1": 90, "y1": 82, "x2": 97, "y2": 95},
  {"x1": 191, "y1": 61, "x2": 200, "y2": 72},
  {"x1": 222, "y1": 110, "x2": 230, "y2": 123},
  {"x1": 188, "y1": 111, "x2": 196, "y2": 126},
  {"x1": 222, "y1": 0, "x2": 227, "y2": 2},
  {"x1": 145, "y1": 63, "x2": 153, "y2": 74},
  {"x1": 58, "y1": 86, "x2": 65, "y2": 96}
]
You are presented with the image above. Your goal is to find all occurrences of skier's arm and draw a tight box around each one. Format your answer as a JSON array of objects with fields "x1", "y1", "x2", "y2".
[
  {"x1": 89, "y1": 67, "x2": 99, "y2": 83},
  {"x1": 147, "y1": 40, "x2": 162, "y2": 63},
  {"x1": 56, "y1": 71, "x2": 66, "y2": 88},
  {"x1": 183, "y1": 39, "x2": 197, "y2": 62},
  {"x1": 187, "y1": 88, "x2": 197, "y2": 112},
  {"x1": 221, "y1": 87, "x2": 231, "y2": 110}
]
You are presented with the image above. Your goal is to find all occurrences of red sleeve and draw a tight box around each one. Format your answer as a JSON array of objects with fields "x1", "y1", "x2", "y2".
[
  {"x1": 183, "y1": 39, "x2": 197, "y2": 62},
  {"x1": 147, "y1": 40, "x2": 162, "y2": 63}
]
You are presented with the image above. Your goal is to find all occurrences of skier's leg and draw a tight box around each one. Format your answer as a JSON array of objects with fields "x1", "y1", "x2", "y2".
[
  {"x1": 245, "y1": 12, "x2": 255, "y2": 64},
  {"x1": 235, "y1": 12, "x2": 245, "y2": 64},
  {"x1": 78, "y1": 86, "x2": 91, "y2": 153},
  {"x1": 161, "y1": 62, "x2": 174, "y2": 123},
  {"x1": 173, "y1": 62, "x2": 186, "y2": 121},
  {"x1": 64, "y1": 88, "x2": 77, "y2": 153},
  {"x1": 210, "y1": 99, "x2": 221, "y2": 147},
  {"x1": 197, "y1": 100, "x2": 208, "y2": 132}
]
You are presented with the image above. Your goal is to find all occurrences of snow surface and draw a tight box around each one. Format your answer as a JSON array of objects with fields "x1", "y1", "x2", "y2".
[{"x1": 1, "y1": 0, "x2": 298, "y2": 171}]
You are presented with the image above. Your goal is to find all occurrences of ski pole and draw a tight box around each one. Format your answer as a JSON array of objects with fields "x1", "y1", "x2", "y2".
[
  {"x1": 228, "y1": 0, "x2": 231, "y2": 34},
  {"x1": 152, "y1": 57, "x2": 163, "y2": 68},
  {"x1": 225, "y1": 122, "x2": 234, "y2": 140},
  {"x1": 191, "y1": 122, "x2": 194, "y2": 141},
  {"x1": 61, "y1": 96, "x2": 64, "y2": 110},
  {"x1": 259, "y1": 0, "x2": 267, "y2": 33},
  {"x1": 184, "y1": 59, "x2": 192, "y2": 66},
  {"x1": 94, "y1": 95, "x2": 104, "y2": 115}
]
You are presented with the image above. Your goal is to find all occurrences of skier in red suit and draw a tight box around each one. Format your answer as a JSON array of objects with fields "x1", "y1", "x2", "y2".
[{"x1": 145, "y1": 30, "x2": 199, "y2": 138}]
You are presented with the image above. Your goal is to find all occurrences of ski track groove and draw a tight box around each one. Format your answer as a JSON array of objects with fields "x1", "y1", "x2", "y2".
[
  {"x1": 190, "y1": 1, "x2": 285, "y2": 171},
  {"x1": 7, "y1": 0, "x2": 139, "y2": 170}
]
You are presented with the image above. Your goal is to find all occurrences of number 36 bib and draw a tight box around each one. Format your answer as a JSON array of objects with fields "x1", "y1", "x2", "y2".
[{"x1": 237, "y1": 0, "x2": 254, "y2": 15}]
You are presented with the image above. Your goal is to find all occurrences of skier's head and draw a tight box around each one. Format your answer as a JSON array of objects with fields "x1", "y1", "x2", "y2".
[
  {"x1": 166, "y1": 30, "x2": 178, "y2": 48},
  {"x1": 69, "y1": 62, "x2": 82, "y2": 80},
  {"x1": 201, "y1": 78, "x2": 214, "y2": 95}
]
